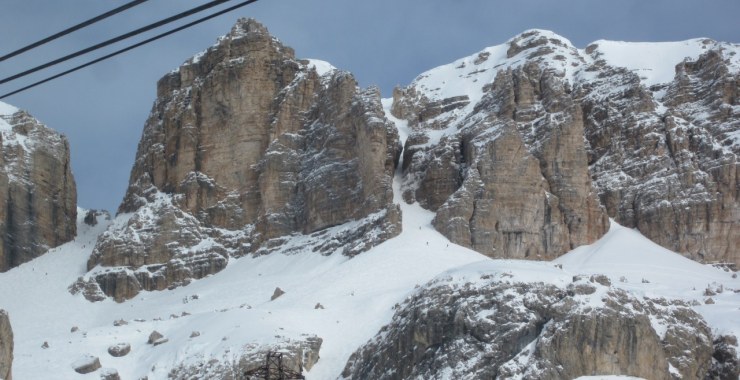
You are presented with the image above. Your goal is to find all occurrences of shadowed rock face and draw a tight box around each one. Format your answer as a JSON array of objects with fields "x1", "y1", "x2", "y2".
[
  {"x1": 342, "y1": 276, "x2": 714, "y2": 380},
  {"x1": 394, "y1": 30, "x2": 739, "y2": 265},
  {"x1": 0, "y1": 107, "x2": 77, "y2": 272},
  {"x1": 0, "y1": 310, "x2": 12, "y2": 380},
  {"x1": 85, "y1": 19, "x2": 401, "y2": 301}
]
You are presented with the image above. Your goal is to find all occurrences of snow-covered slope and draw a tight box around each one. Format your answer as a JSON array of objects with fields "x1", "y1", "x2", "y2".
[{"x1": 588, "y1": 38, "x2": 740, "y2": 87}]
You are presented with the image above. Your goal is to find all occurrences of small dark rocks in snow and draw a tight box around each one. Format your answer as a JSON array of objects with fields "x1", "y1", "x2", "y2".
[
  {"x1": 315, "y1": 303, "x2": 325, "y2": 309},
  {"x1": 705, "y1": 298, "x2": 716, "y2": 304},
  {"x1": 41, "y1": 341, "x2": 49, "y2": 349},
  {"x1": 113, "y1": 319, "x2": 128, "y2": 327},
  {"x1": 190, "y1": 331, "x2": 200, "y2": 338},
  {"x1": 271, "y1": 287, "x2": 286, "y2": 301},
  {"x1": 70, "y1": 326, "x2": 79, "y2": 333}
]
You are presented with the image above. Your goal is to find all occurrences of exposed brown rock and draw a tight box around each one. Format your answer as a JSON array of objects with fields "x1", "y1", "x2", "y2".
[
  {"x1": 85, "y1": 18, "x2": 401, "y2": 301},
  {"x1": 399, "y1": 44, "x2": 608, "y2": 260},
  {"x1": 0, "y1": 107, "x2": 77, "y2": 272},
  {"x1": 0, "y1": 310, "x2": 12, "y2": 380}
]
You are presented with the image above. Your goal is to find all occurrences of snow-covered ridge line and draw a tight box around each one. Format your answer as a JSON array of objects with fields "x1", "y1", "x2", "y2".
[{"x1": 406, "y1": 29, "x2": 739, "y2": 106}]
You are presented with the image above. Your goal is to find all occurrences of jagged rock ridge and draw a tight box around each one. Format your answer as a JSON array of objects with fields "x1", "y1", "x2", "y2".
[
  {"x1": 0, "y1": 102, "x2": 77, "y2": 272},
  {"x1": 342, "y1": 271, "x2": 719, "y2": 380},
  {"x1": 392, "y1": 29, "x2": 739, "y2": 265},
  {"x1": 84, "y1": 19, "x2": 401, "y2": 301}
]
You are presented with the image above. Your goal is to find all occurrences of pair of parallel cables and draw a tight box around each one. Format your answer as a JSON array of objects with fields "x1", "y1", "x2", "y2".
[{"x1": 0, "y1": 0, "x2": 260, "y2": 99}]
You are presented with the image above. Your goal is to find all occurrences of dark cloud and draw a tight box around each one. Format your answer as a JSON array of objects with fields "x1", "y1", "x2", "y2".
[{"x1": 0, "y1": 0, "x2": 737, "y2": 212}]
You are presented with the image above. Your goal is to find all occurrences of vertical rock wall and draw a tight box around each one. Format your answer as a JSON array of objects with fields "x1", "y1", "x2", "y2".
[{"x1": 0, "y1": 106, "x2": 77, "y2": 272}]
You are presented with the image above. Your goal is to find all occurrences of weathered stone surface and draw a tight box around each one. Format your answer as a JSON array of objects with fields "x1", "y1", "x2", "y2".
[
  {"x1": 0, "y1": 104, "x2": 77, "y2": 272},
  {"x1": 72, "y1": 354, "x2": 101, "y2": 374},
  {"x1": 0, "y1": 310, "x2": 12, "y2": 380},
  {"x1": 342, "y1": 275, "x2": 714, "y2": 380},
  {"x1": 85, "y1": 18, "x2": 401, "y2": 301}
]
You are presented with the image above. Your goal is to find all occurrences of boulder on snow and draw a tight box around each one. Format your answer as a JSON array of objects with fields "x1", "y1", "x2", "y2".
[
  {"x1": 107, "y1": 342, "x2": 131, "y2": 357},
  {"x1": 271, "y1": 287, "x2": 286, "y2": 301},
  {"x1": 72, "y1": 354, "x2": 101, "y2": 374},
  {"x1": 147, "y1": 331, "x2": 168, "y2": 346},
  {"x1": 147, "y1": 331, "x2": 163, "y2": 344},
  {"x1": 99, "y1": 367, "x2": 120, "y2": 380}
]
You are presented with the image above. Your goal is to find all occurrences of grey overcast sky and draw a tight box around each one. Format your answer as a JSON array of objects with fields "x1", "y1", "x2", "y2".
[{"x1": 0, "y1": 0, "x2": 738, "y2": 212}]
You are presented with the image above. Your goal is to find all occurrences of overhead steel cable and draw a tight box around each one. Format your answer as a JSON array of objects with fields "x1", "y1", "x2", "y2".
[
  {"x1": 0, "y1": 0, "x2": 151, "y2": 63},
  {"x1": 0, "y1": 0, "x2": 260, "y2": 100},
  {"x1": 0, "y1": 0, "x2": 233, "y2": 85}
]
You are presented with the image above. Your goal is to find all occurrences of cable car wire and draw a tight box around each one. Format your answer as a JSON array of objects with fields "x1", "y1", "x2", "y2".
[
  {"x1": 0, "y1": 0, "x2": 260, "y2": 99},
  {"x1": 0, "y1": 0, "x2": 234, "y2": 85},
  {"x1": 0, "y1": 0, "x2": 150, "y2": 63}
]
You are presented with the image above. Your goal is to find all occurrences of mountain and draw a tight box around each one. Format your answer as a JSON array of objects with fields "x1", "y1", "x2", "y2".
[
  {"x1": 81, "y1": 19, "x2": 401, "y2": 302},
  {"x1": 0, "y1": 19, "x2": 737, "y2": 380},
  {"x1": 0, "y1": 101, "x2": 77, "y2": 272},
  {"x1": 392, "y1": 29, "x2": 739, "y2": 266}
]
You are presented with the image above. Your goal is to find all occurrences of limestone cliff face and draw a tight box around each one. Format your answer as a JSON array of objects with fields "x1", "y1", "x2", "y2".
[
  {"x1": 0, "y1": 103, "x2": 77, "y2": 272},
  {"x1": 343, "y1": 275, "x2": 714, "y2": 380},
  {"x1": 393, "y1": 30, "x2": 739, "y2": 265},
  {"x1": 86, "y1": 19, "x2": 401, "y2": 301},
  {"x1": 0, "y1": 310, "x2": 12, "y2": 380},
  {"x1": 580, "y1": 42, "x2": 739, "y2": 267},
  {"x1": 396, "y1": 31, "x2": 609, "y2": 260}
]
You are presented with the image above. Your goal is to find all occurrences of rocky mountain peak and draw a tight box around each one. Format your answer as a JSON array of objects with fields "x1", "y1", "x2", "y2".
[
  {"x1": 83, "y1": 19, "x2": 401, "y2": 301},
  {"x1": 505, "y1": 28, "x2": 577, "y2": 58}
]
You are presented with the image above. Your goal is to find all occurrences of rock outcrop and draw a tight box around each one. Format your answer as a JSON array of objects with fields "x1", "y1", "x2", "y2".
[
  {"x1": 168, "y1": 335, "x2": 322, "y2": 379},
  {"x1": 581, "y1": 41, "x2": 740, "y2": 267},
  {"x1": 392, "y1": 30, "x2": 739, "y2": 265},
  {"x1": 395, "y1": 31, "x2": 609, "y2": 260},
  {"x1": 84, "y1": 19, "x2": 401, "y2": 301},
  {"x1": 0, "y1": 310, "x2": 12, "y2": 380},
  {"x1": 342, "y1": 273, "x2": 715, "y2": 380},
  {"x1": 0, "y1": 102, "x2": 77, "y2": 272}
]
